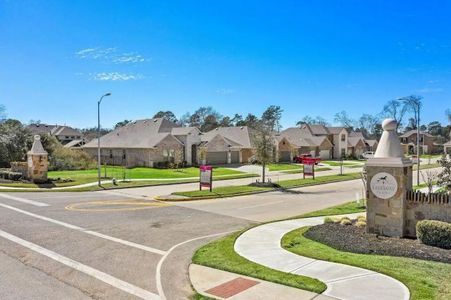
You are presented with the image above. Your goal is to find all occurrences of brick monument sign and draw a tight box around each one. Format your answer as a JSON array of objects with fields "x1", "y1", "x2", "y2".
[{"x1": 27, "y1": 135, "x2": 49, "y2": 183}]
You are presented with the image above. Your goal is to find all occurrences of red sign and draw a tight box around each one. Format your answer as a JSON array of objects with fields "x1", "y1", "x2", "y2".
[
  {"x1": 200, "y1": 165, "x2": 213, "y2": 191},
  {"x1": 303, "y1": 158, "x2": 315, "y2": 179}
]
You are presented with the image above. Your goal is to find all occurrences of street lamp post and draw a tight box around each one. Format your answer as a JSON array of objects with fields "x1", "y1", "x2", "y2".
[
  {"x1": 416, "y1": 105, "x2": 421, "y2": 187},
  {"x1": 98, "y1": 93, "x2": 111, "y2": 187}
]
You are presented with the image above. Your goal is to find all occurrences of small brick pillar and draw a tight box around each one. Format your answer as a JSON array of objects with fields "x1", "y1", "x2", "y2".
[
  {"x1": 366, "y1": 119, "x2": 412, "y2": 237},
  {"x1": 27, "y1": 135, "x2": 49, "y2": 183}
]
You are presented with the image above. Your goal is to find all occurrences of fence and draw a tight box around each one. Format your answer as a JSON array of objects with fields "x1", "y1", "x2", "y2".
[{"x1": 406, "y1": 190, "x2": 450, "y2": 204}]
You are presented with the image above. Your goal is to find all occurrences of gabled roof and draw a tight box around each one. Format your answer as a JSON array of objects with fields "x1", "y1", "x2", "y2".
[
  {"x1": 400, "y1": 130, "x2": 433, "y2": 138},
  {"x1": 365, "y1": 139, "x2": 378, "y2": 147},
  {"x1": 349, "y1": 131, "x2": 365, "y2": 138},
  {"x1": 201, "y1": 126, "x2": 255, "y2": 148},
  {"x1": 51, "y1": 125, "x2": 82, "y2": 137},
  {"x1": 327, "y1": 127, "x2": 347, "y2": 134},
  {"x1": 83, "y1": 118, "x2": 183, "y2": 149},
  {"x1": 308, "y1": 124, "x2": 329, "y2": 135},
  {"x1": 171, "y1": 127, "x2": 200, "y2": 136},
  {"x1": 27, "y1": 124, "x2": 56, "y2": 135},
  {"x1": 444, "y1": 141, "x2": 451, "y2": 146},
  {"x1": 348, "y1": 136, "x2": 365, "y2": 147},
  {"x1": 28, "y1": 136, "x2": 48, "y2": 155},
  {"x1": 279, "y1": 127, "x2": 332, "y2": 148},
  {"x1": 63, "y1": 139, "x2": 84, "y2": 148}
]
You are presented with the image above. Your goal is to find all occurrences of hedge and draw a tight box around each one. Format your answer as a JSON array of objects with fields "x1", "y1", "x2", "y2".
[
  {"x1": 0, "y1": 170, "x2": 23, "y2": 181},
  {"x1": 416, "y1": 220, "x2": 451, "y2": 249}
]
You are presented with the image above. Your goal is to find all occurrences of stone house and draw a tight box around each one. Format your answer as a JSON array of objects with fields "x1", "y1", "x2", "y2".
[
  {"x1": 199, "y1": 126, "x2": 256, "y2": 164},
  {"x1": 276, "y1": 125, "x2": 334, "y2": 161},
  {"x1": 347, "y1": 136, "x2": 366, "y2": 157},
  {"x1": 399, "y1": 130, "x2": 442, "y2": 154},
  {"x1": 28, "y1": 123, "x2": 83, "y2": 145},
  {"x1": 83, "y1": 118, "x2": 201, "y2": 167}
]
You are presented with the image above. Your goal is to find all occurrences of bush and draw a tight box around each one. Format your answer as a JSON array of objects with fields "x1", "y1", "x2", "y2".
[
  {"x1": 49, "y1": 148, "x2": 96, "y2": 171},
  {"x1": 340, "y1": 218, "x2": 352, "y2": 226},
  {"x1": 355, "y1": 220, "x2": 366, "y2": 228},
  {"x1": 417, "y1": 220, "x2": 451, "y2": 249},
  {"x1": 324, "y1": 217, "x2": 336, "y2": 224},
  {"x1": 0, "y1": 170, "x2": 22, "y2": 181}
]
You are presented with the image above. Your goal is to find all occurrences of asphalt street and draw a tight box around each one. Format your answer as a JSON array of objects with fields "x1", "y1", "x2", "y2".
[{"x1": 0, "y1": 167, "x2": 436, "y2": 299}]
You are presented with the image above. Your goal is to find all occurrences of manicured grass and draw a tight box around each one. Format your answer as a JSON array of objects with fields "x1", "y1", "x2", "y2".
[
  {"x1": 173, "y1": 173, "x2": 362, "y2": 199},
  {"x1": 322, "y1": 160, "x2": 362, "y2": 167},
  {"x1": 281, "y1": 167, "x2": 332, "y2": 174},
  {"x1": 191, "y1": 293, "x2": 215, "y2": 300},
  {"x1": 294, "y1": 201, "x2": 366, "y2": 219},
  {"x1": 282, "y1": 227, "x2": 451, "y2": 300},
  {"x1": 414, "y1": 163, "x2": 441, "y2": 171},
  {"x1": 266, "y1": 163, "x2": 303, "y2": 171},
  {"x1": 0, "y1": 166, "x2": 254, "y2": 189},
  {"x1": 192, "y1": 232, "x2": 326, "y2": 294}
]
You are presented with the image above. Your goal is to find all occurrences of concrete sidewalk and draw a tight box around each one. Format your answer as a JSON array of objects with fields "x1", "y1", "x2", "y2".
[
  {"x1": 190, "y1": 264, "x2": 334, "y2": 300},
  {"x1": 234, "y1": 214, "x2": 410, "y2": 300}
]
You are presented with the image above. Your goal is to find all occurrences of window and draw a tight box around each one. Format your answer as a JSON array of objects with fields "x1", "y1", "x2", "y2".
[
  {"x1": 420, "y1": 136, "x2": 424, "y2": 143},
  {"x1": 341, "y1": 134, "x2": 346, "y2": 142},
  {"x1": 122, "y1": 150, "x2": 126, "y2": 160},
  {"x1": 109, "y1": 150, "x2": 113, "y2": 159}
]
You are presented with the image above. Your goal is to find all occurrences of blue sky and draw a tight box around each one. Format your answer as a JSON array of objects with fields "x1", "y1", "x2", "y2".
[{"x1": 1, "y1": 0, "x2": 450, "y2": 129}]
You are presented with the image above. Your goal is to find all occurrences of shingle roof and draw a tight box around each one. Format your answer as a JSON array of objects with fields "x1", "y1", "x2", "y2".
[
  {"x1": 201, "y1": 126, "x2": 255, "y2": 148},
  {"x1": 349, "y1": 131, "x2": 365, "y2": 138},
  {"x1": 443, "y1": 140, "x2": 451, "y2": 146},
  {"x1": 28, "y1": 136, "x2": 48, "y2": 155},
  {"x1": 83, "y1": 118, "x2": 183, "y2": 149},
  {"x1": 399, "y1": 130, "x2": 433, "y2": 138},
  {"x1": 348, "y1": 136, "x2": 365, "y2": 147},
  {"x1": 171, "y1": 127, "x2": 199, "y2": 136},
  {"x1": 63, "y1": 139, "x2": 84, "y2": 148},
  {"x1": 279, "y1": 127, "x2": 331, "y2": 147},
  {"x1": 51, "y1": 125, "x2": 82, "y2": 137},
  {"x1": 327, "y1": 127, "x2": 347, "y2": 134},
  {"x1": 308, "y1": 124, "x2": 329, "y2": 135},
  {"x1": 365, "y1": 139, "x2": 378, "y2": 147},
  {"x1": 27, "y1": 124, "x2": 56, "y2": 135}
]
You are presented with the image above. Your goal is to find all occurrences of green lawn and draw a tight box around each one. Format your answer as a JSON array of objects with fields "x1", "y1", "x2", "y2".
[
  {"x1": 322, "y1": 160, "x2": 362, "y2": 167},
  {"x1": 173, "y1": 173, "x2": 362, "y2": 199},
  {"x1": 293, "y1": 201, "x2": 366, "y2": 219},
  {"x1": 0, "y1": 166, "x2": 255, "y2": 189},
  {"x1": 192, "y1": 232, "x2": 326, "y2": 294},
  {"x1": 266, "y1": 163, "x2": 303, "y2": 171},
  {"x1": 414, "y1": 163, "x2": 441, "y2": 171},
  {"x1": 282, "y1": 227, "x2": 451, "y2": 300},
  {"x1": 281, "y1": 167, "x2": 332, "y2": 174},
  {"x1": 191, "y1": 201, "x2": 366, "y2": 297}
]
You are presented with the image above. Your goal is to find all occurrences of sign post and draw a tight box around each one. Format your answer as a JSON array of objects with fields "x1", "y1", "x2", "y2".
[
  {"x1": 303, "y1": 158, "x2": 315, "y2": 179},
  {"x1": 199, "y1": 165, "x2": 213, "y2": 192}
]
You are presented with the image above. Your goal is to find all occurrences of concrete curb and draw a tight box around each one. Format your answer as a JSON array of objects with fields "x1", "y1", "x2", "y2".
[{"x1": 234, "y1": 214, "x2": 410, "y2": 300}]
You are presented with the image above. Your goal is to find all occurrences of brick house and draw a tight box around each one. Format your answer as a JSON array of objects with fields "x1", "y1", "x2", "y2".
[
  {"x1": 28, "y1": 123, "x2": 83, "y2": 145},
  {"x1": 83, "y1": 118, "x2": 201, "y2": 167},
  {"x1": 199, "y1": 126, "x2": 256, "y2": 164},
  {"x1": 399, "y1": 130, "x2": 442, "y2": 154}
]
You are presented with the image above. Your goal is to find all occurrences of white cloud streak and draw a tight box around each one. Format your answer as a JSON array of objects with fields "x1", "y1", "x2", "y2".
[
  {"x1": 76, "y1": 47, "x2": 146, "y2": 64},
  {"x1": 90, "y1": 72, "x2": 143, "y2": 81}
]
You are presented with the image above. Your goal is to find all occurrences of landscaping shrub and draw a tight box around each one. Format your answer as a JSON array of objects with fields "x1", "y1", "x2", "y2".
[
  {"x1": 355, "y1": 220, "x2": 366, "y2": 228},
  {"x1": 417, "y1": 220, "x2": 451, "y2": 249},
  {"x1": 324, "y1": 217, "x2": 336, "y2": 224},
  {"x1": 340, "y1": 218, "x2": 352, "y2": 226},
  {"x1": 49, "y1": 148, "x2": 96, "y2": 171},
  {"x1": 0, "y1": 170, "x2": 22, "y2": 181}
]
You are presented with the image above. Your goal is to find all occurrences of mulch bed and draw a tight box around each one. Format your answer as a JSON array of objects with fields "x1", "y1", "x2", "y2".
[{"x1": 305, "y1": 222, "x2": 451, "y2": 264}]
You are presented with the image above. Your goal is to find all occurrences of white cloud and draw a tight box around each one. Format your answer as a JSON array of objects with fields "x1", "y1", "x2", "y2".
[
  {"x1": 76, "y1": 47, "x2": 146, "y2": 64},
  {"x1": 216, "y1": 88, "x2": 235, "y2": 95},
  {"x1": 415, "y1": 87, "x2": 444, "y2": 93},
  {"x1": 91, "y1": 72, "x2": 143, "y2": 81}
]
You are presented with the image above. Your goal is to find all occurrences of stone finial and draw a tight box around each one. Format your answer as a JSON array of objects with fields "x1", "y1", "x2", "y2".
[
  {"x1": 28, "y1": 135, "x2": 48, "y2": 155},
  {"x1": 374, "y1": 119, "x2": 404, "y2": 158}
]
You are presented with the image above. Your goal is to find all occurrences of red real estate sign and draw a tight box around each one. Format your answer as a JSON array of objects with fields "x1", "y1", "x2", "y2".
[
  {"x1": 303, "y1": 158, "x2": 315, "y2": 179},
  {"x1": 200, "y1": 165, "x2": 213, "y2": 191}
]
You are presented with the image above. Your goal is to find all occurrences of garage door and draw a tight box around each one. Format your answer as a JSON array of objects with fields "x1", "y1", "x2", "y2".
[
  {"x1": 231, "y1": 151, "x2": 240, "y2": 164},
  {"x1": 206, "y1": 152, "x2": 228, "y2": 164},
  {"x1": 279, "y1": 151, "x2": 291, "y2": 162},
  {"x1": 319, "y1": 150, "x2": 331, "y2": 160}
]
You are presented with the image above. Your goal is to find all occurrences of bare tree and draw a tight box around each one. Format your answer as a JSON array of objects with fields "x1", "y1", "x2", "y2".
[
  {"x1": 334, "y1": 111, "x2": 355, "y2": 129},
  {"x1": 382, "y1": 99, "x2": 407, "y2": 131},
  {"x1": 420, "y1": 170, "x2": 437, "y2": 194}
]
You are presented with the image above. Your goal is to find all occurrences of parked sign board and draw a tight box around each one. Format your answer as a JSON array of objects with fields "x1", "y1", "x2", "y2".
[
  {"x1": 303, "y1": 158, "x2": 315, "y2": 179},
  {"x1": 200, "y1": 165, "x2": 213, "y2": 191}
]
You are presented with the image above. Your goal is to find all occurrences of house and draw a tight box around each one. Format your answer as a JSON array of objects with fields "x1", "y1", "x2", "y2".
[
  {"x1": 326, "y1": 127, "x2": 349, "y2": 158},
  {"x1": 199, "y1": 126, "x2": 256, "y2": 164},
  {"x1": 28, "y1": 123, "x2": 83, "y2": 145},
  {"x1": 83, "y1": 118, "x2": 201, "y2": 167},
  {"x1": 364, "y1": 139, "x2": 378, "y2": 152},
  {"x1": 348, "y1": 131, "x2": 378, "y2": 155},
  {"x1": 277, "y1": 125, "x2": 334, "y2": 161},
  {"x1": 399, "y1": 130, "x2": 442, "y2": 154}
]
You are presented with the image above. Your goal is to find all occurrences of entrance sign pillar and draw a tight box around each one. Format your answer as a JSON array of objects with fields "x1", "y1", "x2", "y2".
[{"x1": 366, "y1": 119, "x2": 413, "y2": 237}]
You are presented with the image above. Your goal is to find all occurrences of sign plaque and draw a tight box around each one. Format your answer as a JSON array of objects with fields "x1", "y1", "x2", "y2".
[
  {"x1": 370, "y1": 172, "x2": 398, "y2": 199},
  {"x1": 200, "y1": 165, "x2": 213, "y2": 191}
]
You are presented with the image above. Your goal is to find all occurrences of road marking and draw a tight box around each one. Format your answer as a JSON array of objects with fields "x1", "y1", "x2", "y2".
[
  {"x1": 0, "y1": 229, "x2": 160, "y2": 300},
  {"x1": 65, "y1": 200, "x2": 170, "y2": 212},
  {"x1": 0, "y1": 203, "x2": 166, "y2": 256},
  {"x1": 0, "y1": 193, "x2": 49, "y2": 207},
  {"x1": 237, "y1": 200, "x2": 285, "y2": 210},
  {"x1": 155, "y1": 230, "x2": 237, "y2": 300}
]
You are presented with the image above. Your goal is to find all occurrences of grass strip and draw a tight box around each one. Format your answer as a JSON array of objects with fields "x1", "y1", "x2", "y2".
[
  {"x1": 192, "y1": 232, "x2": 326, "y2": 294},
  {"x1": 282, "y1": 227, "x2": 451, "y2": 300},
  {"x1": 280, "y1": 167, "x2": 332, "y2": 174},
  {"x1": 173, "y1": 173, "x2": 362, "y2": 199}
]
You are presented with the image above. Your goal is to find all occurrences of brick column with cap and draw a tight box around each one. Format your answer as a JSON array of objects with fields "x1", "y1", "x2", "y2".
[
  {"x1": 27, "y1": 135, "x2": 49, "y2": 183},
  {"x1": 365, "y1": 119, "x2": 413, "y2": 237}
]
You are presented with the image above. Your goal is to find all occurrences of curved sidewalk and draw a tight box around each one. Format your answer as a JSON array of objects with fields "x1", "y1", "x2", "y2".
[{"x1": 234, "y1": 214, "x2": 410, "y2": 300}]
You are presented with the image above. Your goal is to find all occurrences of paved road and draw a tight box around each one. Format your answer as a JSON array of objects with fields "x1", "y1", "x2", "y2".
[{"x1": 0, "y1": 167, "x2": 437, "y2": 299}]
